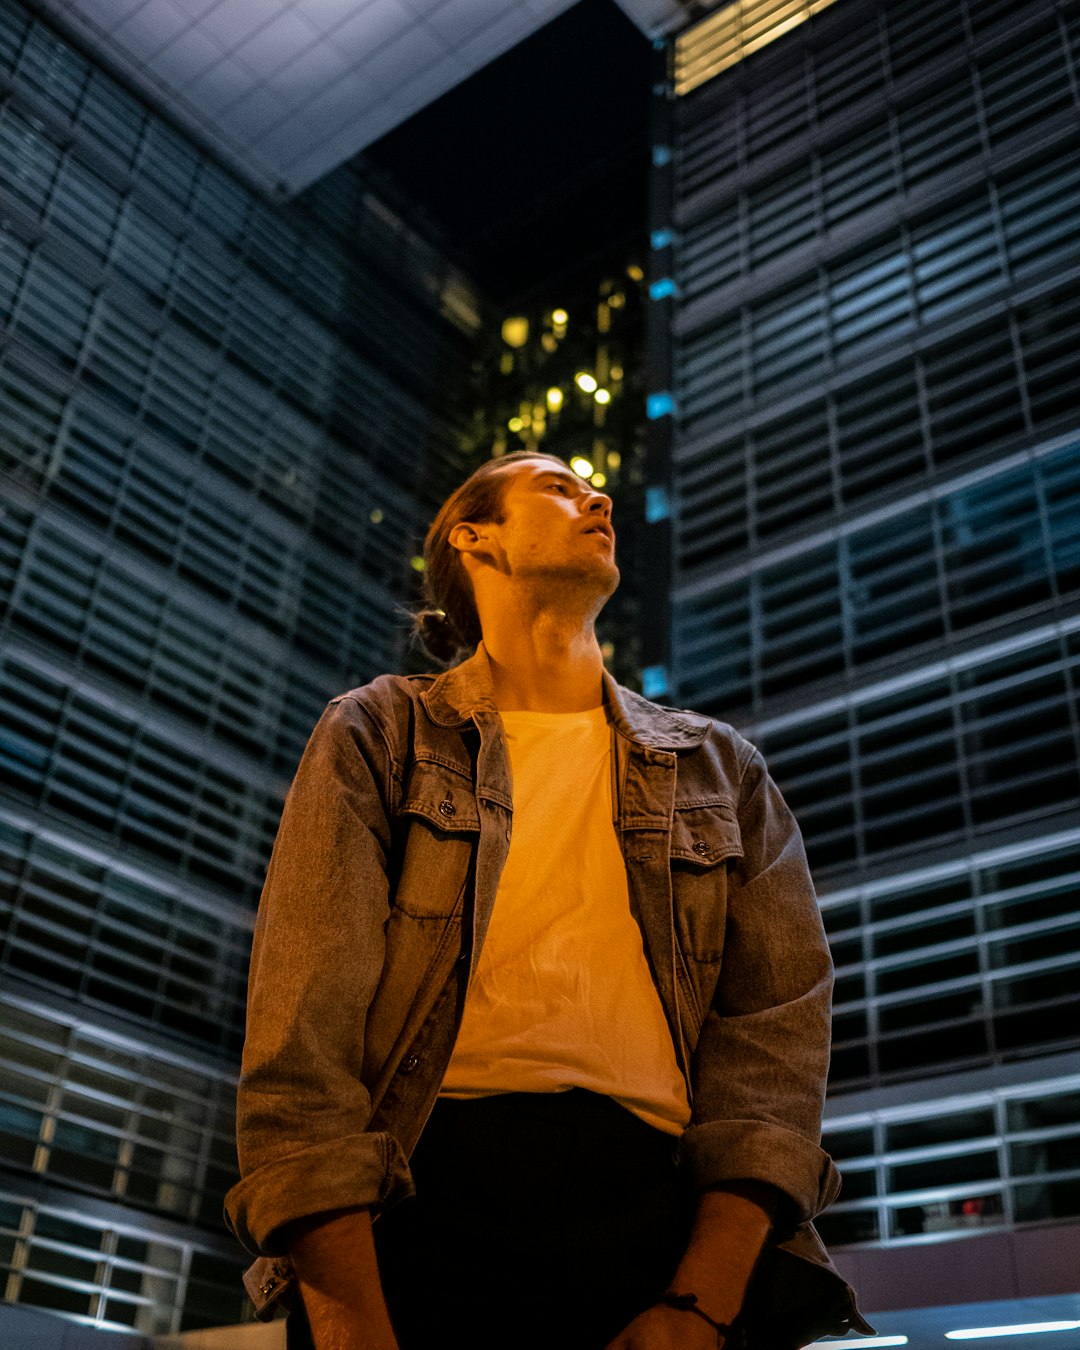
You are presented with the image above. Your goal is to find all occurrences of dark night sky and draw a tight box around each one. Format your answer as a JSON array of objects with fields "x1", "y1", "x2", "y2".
[{"x1": 366, "y1": 0, "x2": 653, "y2": 302}]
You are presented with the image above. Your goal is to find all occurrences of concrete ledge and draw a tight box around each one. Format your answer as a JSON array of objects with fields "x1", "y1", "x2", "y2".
[{"x1": 833, "y1": 1221, "x2": 1080, "y2": 1312}]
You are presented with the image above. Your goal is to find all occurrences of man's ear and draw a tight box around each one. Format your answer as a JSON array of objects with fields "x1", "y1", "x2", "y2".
[{"x1": 448, "y1": 521, "x2": 495, "y2": 558}]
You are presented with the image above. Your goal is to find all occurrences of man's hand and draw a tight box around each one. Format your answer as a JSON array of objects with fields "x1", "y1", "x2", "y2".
[
  {"x1": 604, "y1": 1301, "x2": 721, "y2": 1349},
  {"x1": 605, "y1": 1180, "x2": 779, "y2": 1349},
  {"x1": 285, "y1": 1206, "x2": 399, "y2": 1350}
]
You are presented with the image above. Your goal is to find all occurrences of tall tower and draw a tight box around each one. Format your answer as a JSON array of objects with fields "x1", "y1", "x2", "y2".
[
  {"x1": 0, "y1": 1, "x2": 477, "y2": 1336},
  {"x1": 650, "y1": 0, "x2": 1080, "y2": 1329}
]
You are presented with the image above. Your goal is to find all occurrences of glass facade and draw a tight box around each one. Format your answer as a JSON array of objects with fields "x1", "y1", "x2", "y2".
[
  {"x1": 654, "y1": 0, "x2": 1080, "y2": 1262},
  {"x1": 0, "y1": 0, "x2": 478, "y2": 1334}
]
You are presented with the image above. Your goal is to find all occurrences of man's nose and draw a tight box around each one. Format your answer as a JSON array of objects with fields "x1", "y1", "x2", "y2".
[{"x1": 585, "y1": 492, "x2": 613, "y2": 520}]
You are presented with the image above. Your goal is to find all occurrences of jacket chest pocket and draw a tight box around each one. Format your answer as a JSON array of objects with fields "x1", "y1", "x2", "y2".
[
  {"x1": 391, "y1": 760, "x2": 480, "y2": 920},
  {"x1": 670, "y1": 802, "x2": 742, "y2": 965}
]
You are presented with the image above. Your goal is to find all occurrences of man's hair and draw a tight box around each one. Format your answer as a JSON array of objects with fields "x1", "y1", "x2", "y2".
[{"x1": 413, "y1": 450, "x2": 568, "y2": 665}]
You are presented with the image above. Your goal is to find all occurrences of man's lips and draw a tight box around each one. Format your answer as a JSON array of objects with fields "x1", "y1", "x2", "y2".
[{"x1": 581, "y1": 523, "x2": 614, "y2": 542}]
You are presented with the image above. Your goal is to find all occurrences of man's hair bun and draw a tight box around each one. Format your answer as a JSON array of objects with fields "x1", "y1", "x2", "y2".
[{"x1": 412, "y1": 608, "x2": 464, "y2": 665}]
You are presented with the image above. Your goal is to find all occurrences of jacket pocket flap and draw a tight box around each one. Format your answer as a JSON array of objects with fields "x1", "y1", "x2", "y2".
[
  {"x1": 400, "y1": 760, "x2": 480, "y2": 833},
  {"x1": 670, "y1": 802, "x2": 743, "y2": 865}
]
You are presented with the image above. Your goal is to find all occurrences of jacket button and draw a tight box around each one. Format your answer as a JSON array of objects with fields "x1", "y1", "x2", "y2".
[
  {"x1": 438, "y1": 799, "x2": 456, "y2": 817},
  {"x1": 401, "y1": 1054, "x2": 420, "y2": 1074},
  {"x1": 693, "y1": 840, "x2": 711, "y2": 856}
]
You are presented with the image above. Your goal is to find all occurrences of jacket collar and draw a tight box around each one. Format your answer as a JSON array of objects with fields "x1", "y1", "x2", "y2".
[{"x1": 420, "y1": 644, "x2": 711, "y2": 752}]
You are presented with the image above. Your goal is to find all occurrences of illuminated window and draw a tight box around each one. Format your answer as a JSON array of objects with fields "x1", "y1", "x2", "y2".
[
  {"x1": 410, "y1": 556, "x2": 425, "y2": 572},
  {"x1": 594, "y1": 388, "x2": 611, "y2": 405},
  {"x1": 508, "y1": 416, "x2": 523, "y2": 432},
  {"x1": 675, "y1": 0, "x2": 842, "y2": 96},
  {"x1": 501, "y1": 316, "x2": 529, "y2": 347},
  {"x1": 552, "y1": 308, "x2": 568, "y2": 326},
  {"x1": 626, "y1": 264, "x2": 644, "y2": 282},
  {"x1": 546, "y1": 387, "x2": 564, "y2": 412},
  {"x1": 591, "y1": 472, "x2": 607, "y2": 488},
  {"x1": 570, "y1": 456, "x2": 594, "y2": 478},
  {"x1": 575, "y1": 372, "x2": 598, "y2": 394}
]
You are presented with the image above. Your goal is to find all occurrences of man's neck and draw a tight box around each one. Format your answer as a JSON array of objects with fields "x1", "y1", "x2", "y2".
[{"x1": 479, "y1": 626, "x2": 605, "y2": 714}]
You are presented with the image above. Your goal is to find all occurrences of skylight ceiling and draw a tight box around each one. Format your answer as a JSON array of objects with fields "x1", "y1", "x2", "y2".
[{"x1": 41, "y1": 0, "x2": 688, "y2": 197}]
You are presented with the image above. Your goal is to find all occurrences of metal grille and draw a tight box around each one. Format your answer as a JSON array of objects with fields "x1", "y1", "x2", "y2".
[
  {"x1": 0, "y1": 996, "x2": 244, "y2": 1335},
  {"x1": 821, "y1": 1061, "x2": 1080, "y2": 1246},
  {"x1": 658, "y1": 0, "x2": 1080, "y2": 1250},
  {"x1": 0, "y1": 0, "x2": 478, "y2": 1335}
]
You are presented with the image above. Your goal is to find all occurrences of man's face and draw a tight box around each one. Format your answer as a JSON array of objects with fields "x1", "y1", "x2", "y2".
[{"x1": 480, "y1": 458, "x2": 619, "y2": 594}]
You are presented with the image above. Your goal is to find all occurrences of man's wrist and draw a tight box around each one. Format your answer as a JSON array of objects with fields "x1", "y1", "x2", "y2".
[{"x1": 656, "y1": 1290, "x2": 741, "y2": 1342}]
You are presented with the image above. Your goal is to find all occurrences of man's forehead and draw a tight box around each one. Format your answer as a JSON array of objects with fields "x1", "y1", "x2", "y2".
[{"x1": 498, "y1": 459, "x2": 579, "y2": 490}]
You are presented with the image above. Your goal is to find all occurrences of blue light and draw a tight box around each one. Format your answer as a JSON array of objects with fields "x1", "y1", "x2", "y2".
[
  {"x1": 647, "y1": 392, "x2": 676, "y2": 420},
  {"x1": 651, "y1": 229, "x2": 674, "y2": 250},
  {"x1": 643, "y1": 665, "x2": 669, "y2": 698},
  {"x1": 649, "y1": 277, "x2": 677, "y2": 301},
  {"x1": 645, "y1": 485, "x2": 670, "y2": 523},
  {"x1": 652, "y1": 145, "x2": 672, "y2": 167}
]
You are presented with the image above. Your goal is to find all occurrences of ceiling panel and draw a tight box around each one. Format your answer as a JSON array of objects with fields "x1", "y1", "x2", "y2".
[{"x1": 40, "y1": 0, "x2": 690, "y2": 196}]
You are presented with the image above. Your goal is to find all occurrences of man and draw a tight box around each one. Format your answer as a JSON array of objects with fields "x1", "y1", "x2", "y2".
[{"x1": 225, "y1": 451, "x2": 868, "y2": 1350}]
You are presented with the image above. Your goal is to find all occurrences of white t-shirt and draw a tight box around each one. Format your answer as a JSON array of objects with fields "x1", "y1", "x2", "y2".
[{"x1": 440, "y1": 704, "x2": 691, "y2": 1135}]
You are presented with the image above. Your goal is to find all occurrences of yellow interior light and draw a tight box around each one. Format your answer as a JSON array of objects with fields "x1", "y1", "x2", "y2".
[
  {"x1": 609, "y1": 292, "x2": 625, "y2": 308},
  {"x1": 410, "y1": 556, "x2": 425, "y2": 572},
  {"x1": 541, "y1": 332, "x2": 558, "y2": 352},
  {"x1": 609, "y1": 451, "x2": 621, "y2": 469},
  {"x1": 508, "y1": 416, "x2": 523, "y2": 433},
  {"x1": 594, "y1": 388, "x2": 611, "y2": 405},
  {"x1": 500, "y1": 351, "x2": 514, "y2": 374},
  {"x1": 369, "y1": 508, "x2": 384, "y2": 524},
  {"x1": 570, "y1": 456, "x2": 594, "y2": 478},
  {"x1": 552, "y1": 308, "x2": 568, "y2": 325},
  {"x1": 610, "y1": 364, "x2": 623, "y2": 382},
  {"x1": 575, "y1": 372, "x2": 598, "y2": 394},
  {"x1": 546, "y1": 387, "x2": 564, "y2": 412},
  {"x1": 601, "y1": 640, "x2": 615, "y2": 660},
  {"x1": 501, "y1": 316, "x2": 529, "y2": 348},
  {"x1": 626, "y1": 264, "x2": 644, "y2": 282},
  {"x1": 590, "y1": 472, "x2": 607, "y2": 488},
  {"x1": 675, "y1": 0, "x2": 843, "y2": 97}
]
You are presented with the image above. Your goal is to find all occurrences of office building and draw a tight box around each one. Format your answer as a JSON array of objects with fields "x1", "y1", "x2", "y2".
[
  {"x1": 0, "y1": 0, "x2": 479, "y2": 1334},
  {"x1": 464, "y1": 254, "x2": 650, "y2": 685},
  {"x1": 650, "y1": 0, "x2": 1080, "y2": 1333}
]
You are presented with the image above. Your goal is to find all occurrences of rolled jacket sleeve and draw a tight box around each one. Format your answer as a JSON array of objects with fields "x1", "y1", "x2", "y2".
[
  {"x1": 224, "y1": 697, "x2": 413, "y2": 1255},
  {"x1": 678, "y1": 746, "x2": 840, "y2": 1230}
]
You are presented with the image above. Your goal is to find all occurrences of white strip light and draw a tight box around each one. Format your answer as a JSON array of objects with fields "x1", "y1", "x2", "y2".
[
  {"x1": 946, "y1": 1323, "x2": 1080, "y2": 1340},
  {"x1": 816, "y1": 1338, "x2": 909, "y2": 1348}
]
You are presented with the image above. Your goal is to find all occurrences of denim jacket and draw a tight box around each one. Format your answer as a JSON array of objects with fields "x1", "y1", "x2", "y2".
[{"x1": 225, "y1": 648, "x2": 870, "y2": 1345}]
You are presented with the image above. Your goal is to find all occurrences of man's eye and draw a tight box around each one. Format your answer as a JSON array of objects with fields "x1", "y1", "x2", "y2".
[{"x1": 549, "y1": 482, "x2": 568, "y2": 493}]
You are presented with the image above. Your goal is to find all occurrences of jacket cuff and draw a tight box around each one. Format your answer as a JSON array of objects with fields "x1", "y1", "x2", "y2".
[
  {"x1": 677, "y1": 1119, "x2": 841, "y2": 1227},
  {"x1": 224, "y1": 1131, "x2": 414, "y2": 1255}
]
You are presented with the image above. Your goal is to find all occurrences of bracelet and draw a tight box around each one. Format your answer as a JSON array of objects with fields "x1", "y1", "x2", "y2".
[{"x1": 655, "y1": 1291, "x2": 735, "y2": 1342}]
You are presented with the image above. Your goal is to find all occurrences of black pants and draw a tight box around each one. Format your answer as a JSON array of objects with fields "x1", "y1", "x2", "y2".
[{"x1": 289, "y1": 1090, "x2": 693, "y2": 1350}]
